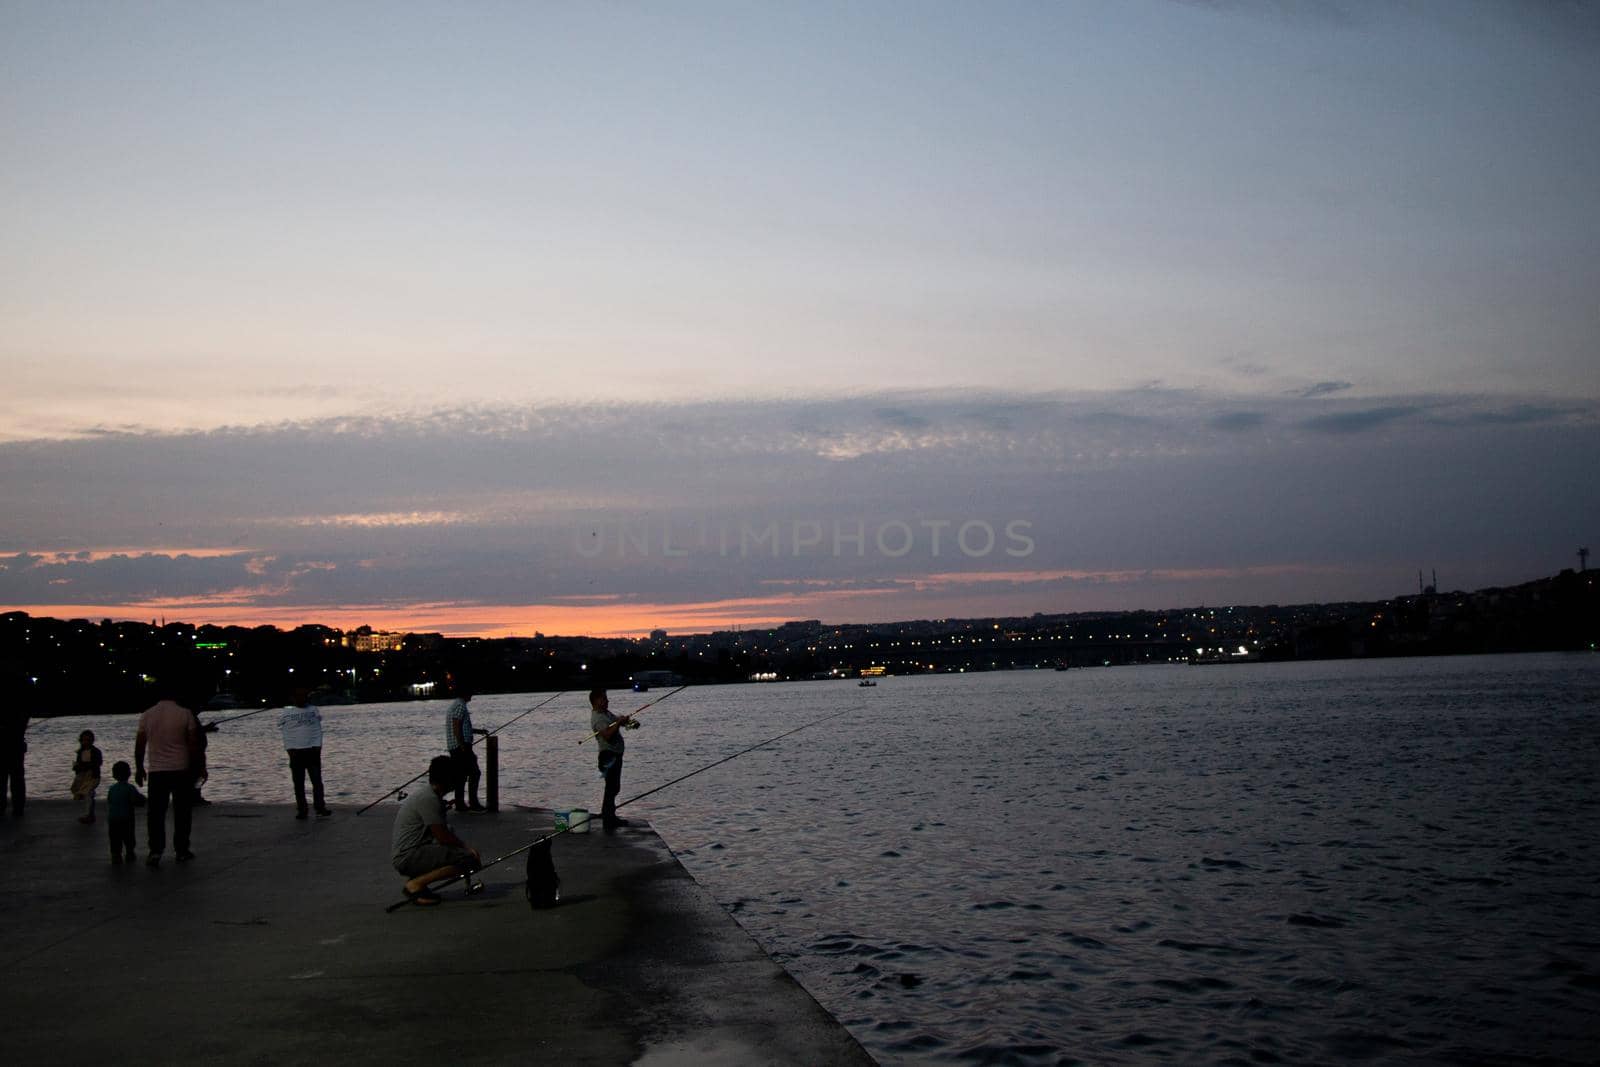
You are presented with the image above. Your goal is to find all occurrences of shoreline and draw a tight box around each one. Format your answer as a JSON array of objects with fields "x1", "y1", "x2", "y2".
[{"x1": 0, "y1": 798, "x2": 875, "y2": 1065}]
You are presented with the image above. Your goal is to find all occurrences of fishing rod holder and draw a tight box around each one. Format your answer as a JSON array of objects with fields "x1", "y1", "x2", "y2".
[{"x1": 485, "y1": 734, "x2": 499, "y2": 813}]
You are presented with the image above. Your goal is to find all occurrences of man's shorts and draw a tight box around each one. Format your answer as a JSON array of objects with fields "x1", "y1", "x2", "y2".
[{"x1": 393, "y1": 842, "x2": 478, "y2": 878}]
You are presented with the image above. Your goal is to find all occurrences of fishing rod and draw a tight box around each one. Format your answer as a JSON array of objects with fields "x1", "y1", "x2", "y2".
[
  {"x1": 387, "y1": 704, "x2": 853, "y2": 911},
  {"x1": 355, "y1": 690, "x2": 568, "y2": 816},
  {"x1": 577, "y1": 684, "x2": 690, "y2": 745},
  {"x1": 202, "y1": 706, "x2": 273, "y2": 730},
  {"x1": 483, "y1": 690, "x2": 569, "y2": 737}
]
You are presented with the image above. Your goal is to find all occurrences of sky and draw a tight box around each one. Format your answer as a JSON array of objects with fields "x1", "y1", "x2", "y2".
[{"x1": 2, "y1": 0, "x2": 1597, "y2": 637}]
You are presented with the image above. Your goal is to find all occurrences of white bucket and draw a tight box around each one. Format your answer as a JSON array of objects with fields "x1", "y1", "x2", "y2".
[{"x1": 567, "y1": 808, "x2": 590, "y2": 834}]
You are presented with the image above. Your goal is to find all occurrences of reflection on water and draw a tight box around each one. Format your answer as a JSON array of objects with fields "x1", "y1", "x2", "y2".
[{"x1": 23, "y1": 653, "x2": 1600, "y2": 1064}]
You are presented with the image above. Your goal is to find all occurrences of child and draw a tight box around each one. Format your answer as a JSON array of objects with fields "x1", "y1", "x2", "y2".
[
  {"x1": 106, "y1": 761, "x2": 144, "y2": 864},
  {"x1": 71, "y1": 730, "x2": 103, "y2": 824}
]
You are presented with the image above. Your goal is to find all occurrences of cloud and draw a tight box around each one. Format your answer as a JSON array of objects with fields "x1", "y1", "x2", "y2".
[
  {"x1": 0, "y1": 551, "x2": 269, "y2": 602},
  {"x1": 1472, "y1": 0, "x2": 1600, "y2": 48},
  {"x1": 1168, "y1": 1, "x2": 1362, "y2": 28},
  {"x1": 1220, "y1": 355, "x2": 1273, "y2": 378},
  {"x1": 872, "y1": 407, "x2": 931, "y2": 431},
  {"x1": 1438, "y1": 404, "x2": 1579, "y2": 427},
  {"x1": 3, "y1": 389, "x2": 1596, "y2": 632},
  {"x1": 1299, "y1": 380, "x2": 1354, "y2": 398},
  {"x1": 1209, "y1": 411, "x2": 1269, "y2": 432},
  {"x1": 273, "y1": 511, "x2": 475, "y2": 529},
  {"x1": 1169, "y1": 0, "x2": 1600, "y2": 38},
  {"x1": 1299, "y1": 405, "x2": 1423, "y2": 434},
  {"x1": 1071, "y1": 410, "x2": 1159, "y2": 429}
]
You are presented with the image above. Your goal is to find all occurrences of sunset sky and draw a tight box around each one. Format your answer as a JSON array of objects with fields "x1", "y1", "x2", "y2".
[{"x1": 3, "y1": 1, "x2": 1597, "y2": 637}]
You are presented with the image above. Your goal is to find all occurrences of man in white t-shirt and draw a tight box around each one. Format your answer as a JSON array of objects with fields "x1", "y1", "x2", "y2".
[{"x1": 279, "y1": 687, "x2": 331, "y2": 820}]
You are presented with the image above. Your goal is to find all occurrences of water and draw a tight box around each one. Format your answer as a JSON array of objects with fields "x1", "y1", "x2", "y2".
[{"x1": 21, "y1": 653, "x2": 1600, "y2": 1064}]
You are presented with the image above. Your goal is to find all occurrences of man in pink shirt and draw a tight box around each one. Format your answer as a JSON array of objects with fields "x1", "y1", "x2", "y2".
[{"x1": 134, "y1": 687, "x2": 204, "y2": 867}]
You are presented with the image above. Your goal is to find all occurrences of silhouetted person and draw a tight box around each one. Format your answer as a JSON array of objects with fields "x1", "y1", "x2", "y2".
[
  {"x1": 1, "y1": 703, "x2": 29, "y2": 816},
  {"x1": 444, "y1": 684, "x2": 487, "y2": 812},
  {"x1": 135, "y1": 686, "x2": 204, "y2": 866},
  {"x1": 71, "y1": 730, "x2": 102, "y2": 823},
  {"x1": 106, "y1": 760, "x2": 145, "y2": 864},
  {"x1": 188, "y1": 705, "x2": 211, "y2": 806}
]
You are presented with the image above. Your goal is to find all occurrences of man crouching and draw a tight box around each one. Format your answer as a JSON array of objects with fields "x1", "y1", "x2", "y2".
[{"x1": 392, "y1": 755, "x2": 481, "y2": 906}]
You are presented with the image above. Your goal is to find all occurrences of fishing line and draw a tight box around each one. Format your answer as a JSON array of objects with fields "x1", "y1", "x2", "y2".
[
  {"x1": 356, "y1": 690, "x2": 568, "y2": 816},
  {"x1": 578, "y1": 684, "x2": 690, "y2": 745},
  {"x1": 385, "y1": 704, "x2": 855, "y2": 911}
]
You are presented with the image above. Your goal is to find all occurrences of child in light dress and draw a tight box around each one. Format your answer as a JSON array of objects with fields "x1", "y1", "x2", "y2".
[{"x1": 71, "y1": 730, "x2": 103, "y2": 824}]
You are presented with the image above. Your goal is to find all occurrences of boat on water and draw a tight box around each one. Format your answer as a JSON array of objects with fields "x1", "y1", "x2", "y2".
[
  {"x1": 858, "y1": 679, "x2": 877, "y2": 687},
  {"x1": 1188, "y1": 645, "x2": 1261, "y2": 665},
  {"x1": 630, "y1": 669, "x2": 684, "y2": 692}
]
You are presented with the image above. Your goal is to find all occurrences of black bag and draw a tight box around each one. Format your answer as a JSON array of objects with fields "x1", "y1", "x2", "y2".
[{"x1": 525, "y1": 839, "x2": 560, "y2": 908}]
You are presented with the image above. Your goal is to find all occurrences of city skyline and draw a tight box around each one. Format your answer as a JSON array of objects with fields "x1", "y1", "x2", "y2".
[{"x1": 3, "y1": 2, "x2": 1597, "y2": 637}]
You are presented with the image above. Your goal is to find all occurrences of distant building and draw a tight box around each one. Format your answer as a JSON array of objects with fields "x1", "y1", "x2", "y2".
[
  {"x1": 345, "y1": 627, "x2": 404, "y2": 653},
  {"x1": 405, "y1": 632, "x2": 444, "y2": 652}
]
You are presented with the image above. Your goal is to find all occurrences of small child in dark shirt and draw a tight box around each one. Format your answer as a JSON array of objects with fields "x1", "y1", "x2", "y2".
[{"x1": 105, "y1": 761, "x2": 145, "y2": 864}]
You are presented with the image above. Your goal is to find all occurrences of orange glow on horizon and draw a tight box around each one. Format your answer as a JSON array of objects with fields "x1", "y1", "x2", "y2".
[
  {"x1": 0, "y1": 562, "x2": 1350, "y2": 638},
  {"x1": 0, "y1": 590, "x2": 900, "y2": 639}
]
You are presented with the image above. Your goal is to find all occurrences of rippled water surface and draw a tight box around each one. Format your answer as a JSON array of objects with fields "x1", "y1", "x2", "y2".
[{"x1": 25, "y1": 653, "x2": 1600, "y2": 1064}]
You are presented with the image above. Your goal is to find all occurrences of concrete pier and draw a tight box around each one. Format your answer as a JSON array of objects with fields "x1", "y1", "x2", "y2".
[{"x1": 0, "y1": 800, "x2": 874, "y2": 1065}]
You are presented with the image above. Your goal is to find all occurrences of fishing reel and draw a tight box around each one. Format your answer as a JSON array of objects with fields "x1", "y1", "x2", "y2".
[{"x1": 625, "y1": 719, "x2": 640, "y2": 730}]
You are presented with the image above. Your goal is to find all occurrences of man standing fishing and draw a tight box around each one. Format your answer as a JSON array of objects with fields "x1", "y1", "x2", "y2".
[
  {"x1": 589, "y1": 688, "x2": 634, "y2": 833},
  {"x1": 391, "y1": 755, "x2": 480, "y2": 906},
  {"x1": 279, "y1": 687, "x2": 331, "y2": 820},
  {"x1": 444, "y1": 682, "x2": 487, "y2": 812}
]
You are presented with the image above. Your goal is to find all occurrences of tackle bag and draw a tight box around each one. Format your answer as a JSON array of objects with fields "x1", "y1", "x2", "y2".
[{"x1": 525, "y1": 838, "x2": 560, "y2": 908}]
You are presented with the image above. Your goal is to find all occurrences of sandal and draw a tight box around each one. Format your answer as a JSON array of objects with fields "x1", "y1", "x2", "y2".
[{"x1": 403, "y1": 887, "x2": 442, "y2": 906}]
